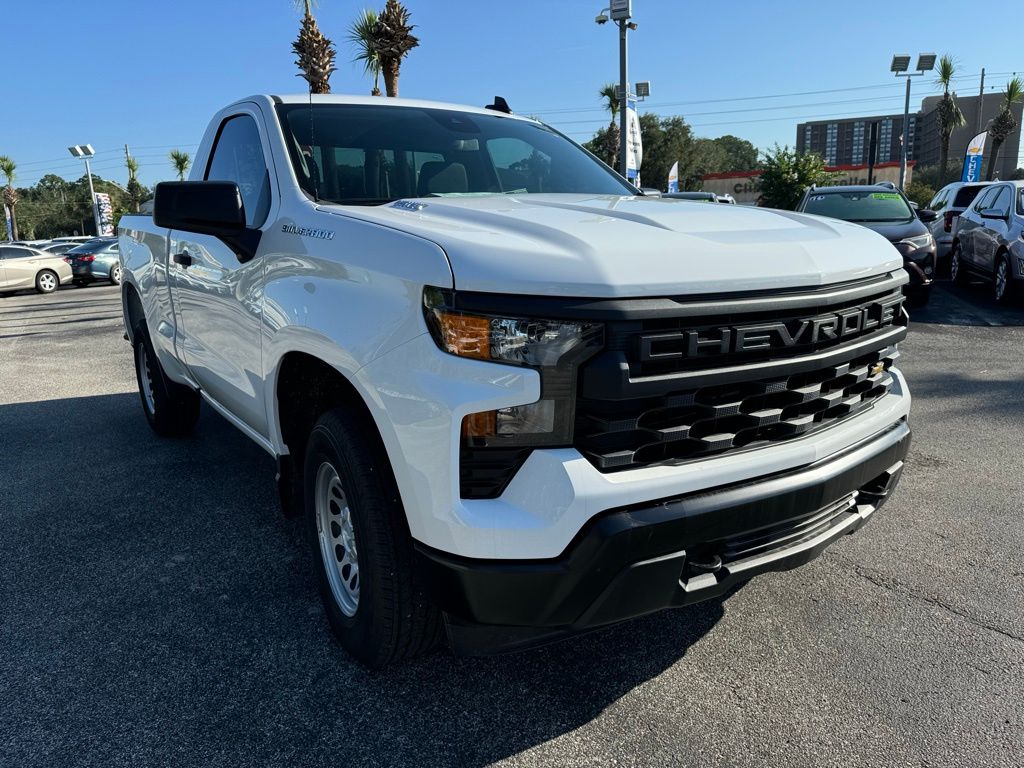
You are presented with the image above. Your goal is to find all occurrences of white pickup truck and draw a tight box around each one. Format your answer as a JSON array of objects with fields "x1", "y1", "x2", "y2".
[{"x1": 119, "y1": 94, "x2": 911, "y2": 667}]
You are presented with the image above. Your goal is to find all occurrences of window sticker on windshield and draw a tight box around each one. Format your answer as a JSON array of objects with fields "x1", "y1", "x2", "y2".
[
  {"x1": 870, "y1": 193, "x2": 901, "y2": 200},
  {"x1": 810, "y1": 195, "x2": 826, "y2": 201}
]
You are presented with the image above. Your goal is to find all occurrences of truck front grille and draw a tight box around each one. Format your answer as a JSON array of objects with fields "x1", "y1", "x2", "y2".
[{"x1": 574, "y1": 278, "x2": 908, "y2": 473}]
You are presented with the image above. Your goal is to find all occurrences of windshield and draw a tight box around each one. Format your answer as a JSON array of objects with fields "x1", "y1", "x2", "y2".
[
  {"x1": 276, "y1": 103, "x2": 635, "y2": 205},
  {"x1": 803, "y1": 190, "x2": 914, "y2": 223},
  {"x1": 1018, "y1": 188, "x2": 1024, "y2": 216}
]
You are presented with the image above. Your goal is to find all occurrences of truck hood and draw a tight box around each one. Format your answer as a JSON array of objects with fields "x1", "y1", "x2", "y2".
[{"x1": 322, "y1": 194, "x2": 904, "y2": 298}]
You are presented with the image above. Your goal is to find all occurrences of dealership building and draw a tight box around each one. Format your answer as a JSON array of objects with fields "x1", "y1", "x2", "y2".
[{"x1": 702, "y1": 162, "x2": 912, "y2": 205}]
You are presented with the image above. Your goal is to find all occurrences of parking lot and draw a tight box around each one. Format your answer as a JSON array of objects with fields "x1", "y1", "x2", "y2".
[{"x1": 1, "y1": 282, "x2": 1023, "y2": 767}]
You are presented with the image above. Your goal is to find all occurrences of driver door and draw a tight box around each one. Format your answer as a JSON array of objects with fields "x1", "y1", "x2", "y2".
[{"x1": 168, "y1": 109, "x2": 275, "y2": 438}]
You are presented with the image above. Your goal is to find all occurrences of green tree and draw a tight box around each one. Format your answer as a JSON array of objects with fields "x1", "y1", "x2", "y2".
[
  {"x1": 293, "y1": 0, "x2": 337, "y2": 94},
  {"x1": 369, "y1": 0, "x2": 419, "y2": 97},
  {"x1": 986, "y1": 77, "x2": 1024, "y2": 180},
  {"x1": 596, "y1": 83, "x2": 621, "y2": 169},
  {"x1": 904, "y1": 179, "x2": 936, "y2": 209},
  {"x1": 348, "y1": 8, "x2": 382, "y2": 95},
  {"x1": 934, "y1": 55, "x2": 966, "y2": 186},
  {"x1": 758, "y1": 145, "x2": 835, "y2": 210},
  {"x1": 712, "y1": 135, "x2": 759, "y2": 172},
  {"x1": 169, "y1": 149, "x2": 192, "y2": 181},
  {"x1": 0, "y1": 156, "x2": 18, "y2": 240},
  {"x1": 636, "y1": 113, "x2": 695, "y2": 192},
  {"x1": 125, "y1": 154, "x2": 148, "y2": 212}
]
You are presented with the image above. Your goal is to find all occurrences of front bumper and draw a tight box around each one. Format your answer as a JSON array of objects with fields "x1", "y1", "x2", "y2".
[{"x1": 418, "y1": 419, "x2": 910, "y2": 655}]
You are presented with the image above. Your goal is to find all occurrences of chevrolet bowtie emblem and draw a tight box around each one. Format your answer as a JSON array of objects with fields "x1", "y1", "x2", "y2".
[{"x1": 870, "y1": 362, "x2": 886, "y2": 376}]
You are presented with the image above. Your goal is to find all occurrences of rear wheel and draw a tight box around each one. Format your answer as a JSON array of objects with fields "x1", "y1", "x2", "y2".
[
  {"x1": 132, "y1": 322, "x2": 200, "y2": 436},
  {"x1": 304, "y1": 407, "x2": 442, "y2": 668},
  {"x1": 994, "y1": 253, "x2": 1015, "y2": 303},
  {"x1": 110, "y1": 263, "x2": 122, "y2": 285},
  {"x1": 35, "y1": 270, "x2": 58, "y2": 294},
  {"x1": 950, "y1": 243, "x2": 968, "y2": 285}
]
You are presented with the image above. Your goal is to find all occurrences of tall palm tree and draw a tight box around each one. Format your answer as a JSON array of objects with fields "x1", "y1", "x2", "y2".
[
  {"x1": 126, "y1": 154, "x2": 145, "y2": 212},
  {"x1": 0, "y1": 156, "x2": 18, "y2": 240},
  {"x1": 369, "y1": 0, "x2": 419, "y2": 97},
  {"x1": 598, "y1": 83, "x2": 621, "y2": 169},
  {"x1": 348, "y1": 8, "x2": 381, "y2": 96},
  {"x1": 169, "y1": 150, "x2": 192, "y2": 181},
  {"x1": 934, "y1": 55, "x2": 965, "y2": 185},
  {"x1": 986, "y1": 77, "x2": 1024, "y2": 180},
  {"x1": 293, "y1": 0, "x2": 337, "y2": 94}
]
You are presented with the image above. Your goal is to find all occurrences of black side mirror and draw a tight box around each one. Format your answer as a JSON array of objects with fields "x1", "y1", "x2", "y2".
[
  {"x1": 980, "y1": 207, "x2": 1009, "y2": 221},
  {"x1": 917, "y1": 208, "x2": 939, "y2": 223},
  {"x1": 154, "y1": 181, "x2": 261, "y2": 262}
]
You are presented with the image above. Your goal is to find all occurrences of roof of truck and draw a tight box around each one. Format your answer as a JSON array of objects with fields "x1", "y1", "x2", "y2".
[{"x1": 255, "y1": 93, "x2": 535, "y2": 122}]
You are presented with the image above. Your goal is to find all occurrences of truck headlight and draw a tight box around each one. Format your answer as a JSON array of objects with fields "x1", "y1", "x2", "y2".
[
  {"x1": 423, "y1": 287, "x2": 603, "y2": 446},
  {"x1": 899, "y1": 233, "x2": 934, "y2": 251}
]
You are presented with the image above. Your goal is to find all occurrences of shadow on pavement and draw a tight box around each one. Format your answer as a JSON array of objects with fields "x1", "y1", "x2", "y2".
[
  {"x1": 910, "y1": 280, "x2": 1024, "y2": 327},
  {"x1": 1, "y1": 392, "x2": 728, "y2": 767}
]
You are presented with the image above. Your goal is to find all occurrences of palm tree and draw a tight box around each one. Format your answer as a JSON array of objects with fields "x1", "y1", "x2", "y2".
[
  {"x1": 348, "y1": 8, "x2": 382, "y2": 96},
  {"x1": 0, "y1": 156, "x2": 18, "y2": 240},
  {"x1": 986, "y1": 77, "x2": 1024, "y2": 180},
  {"x1": 598, "y1": 83, "x2": 621, "y2": 169},
  {"x1": 169, "y1": 150, "x2": 192, "y2": 181},
  {"x1": 369, "y1": 0, "x2": 419, "y2": 97},
  {"x1": 934, "y1": 55, "x2": 965, "y2": 185},
  {"x1": 126, "y1": 154, "x2": 145, "y2": 212},
  {"x1": 293, "y1": 0, "x2": 337, "y2": 94}
]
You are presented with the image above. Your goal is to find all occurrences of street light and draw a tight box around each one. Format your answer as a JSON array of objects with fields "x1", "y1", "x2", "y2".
[
  {"x1": 68, "y1": 144, "x2": 101, "y2": 236},
  {"x1": 595, "y1": 1, "x2": 635, "y2": 179},
  {"x1": 891, "y1": 53, "x2": 935, "y2": 189}
]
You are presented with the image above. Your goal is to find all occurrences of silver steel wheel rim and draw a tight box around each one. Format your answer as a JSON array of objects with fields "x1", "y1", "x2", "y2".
[
  {"x1": 315, "y1": 461, "x2": 360, "y2": 617},
  {"x1": 139, "y1": 345, "x2": 157, "y2": 415},
  {"x1": 39, "y1": 273, "x2": 56, "y2": 291},
  {"x1": 112, "y1": 266, "x2": 121, "y2": 284},
  {"x1": 996, "y1": 262, "x2": 1008, "y2": 299}
]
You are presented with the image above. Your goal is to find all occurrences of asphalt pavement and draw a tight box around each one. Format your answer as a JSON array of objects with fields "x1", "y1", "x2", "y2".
[{"x1": 1, "y1": 281, "x2": 1022, "y2": 767}]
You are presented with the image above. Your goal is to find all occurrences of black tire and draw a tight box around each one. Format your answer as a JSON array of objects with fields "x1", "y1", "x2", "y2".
[
  {"x1": 35, "y1": 269, "x2": 59, "y2": 294},
  {"x1": 73, "y1": 280, "x2": 88, "y2": 288},
  {"x1": 132, "y1": 322, "x2": 200, "y2": 437},
  {"x1": 993, "y1": 253, "x2": 1015, "y2": 304},
  {"x1": 304, "y1": 407, "x2": 442, "y2": 668},
  {"x1": 950, "y1": 242, "x2": 968, "y2": 285},
  {"x1": 110, "y1": 263, "x2": 122, "y2": 285}
]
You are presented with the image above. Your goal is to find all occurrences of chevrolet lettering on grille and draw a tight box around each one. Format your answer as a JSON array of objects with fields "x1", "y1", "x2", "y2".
[{"x1": 639, "y1": 293, "x2": 905, "y2": 361}]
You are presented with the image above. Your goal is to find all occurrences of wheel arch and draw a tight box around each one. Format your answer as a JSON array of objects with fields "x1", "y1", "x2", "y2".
[{"x1": 122, "y1": 281, "x2": 145, "y2": 343}]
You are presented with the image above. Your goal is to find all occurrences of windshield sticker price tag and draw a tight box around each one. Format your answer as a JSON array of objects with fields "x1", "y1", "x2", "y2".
[{"x1": 870, "y1": 193, "x2": 901, "y2": 200}]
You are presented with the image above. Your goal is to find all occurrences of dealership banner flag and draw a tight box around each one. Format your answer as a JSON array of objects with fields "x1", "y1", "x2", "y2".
[
  {"x1": 625, "y1": 98, "x2": 642, "y2": 185},
  {"x1": 667, "y1": 161, "x2": 679, "y2": 193},
  {"x1": 3, "y1": 204, "x2": 11, "y2": 240},
  {"x1": 94, "y1": 192, "x2": 115, "y2": 236},
  {"x1": 961, "y1": 131, "x2": 987, "y2": 182}
]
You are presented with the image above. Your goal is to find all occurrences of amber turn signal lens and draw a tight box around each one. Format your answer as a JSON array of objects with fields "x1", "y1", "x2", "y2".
[
  {"x1": 461, "y1": 410, "x2": 497, "y2": 438},
  {"x1": 438, "y1": 312, "x2": 490, "y2": 360}
]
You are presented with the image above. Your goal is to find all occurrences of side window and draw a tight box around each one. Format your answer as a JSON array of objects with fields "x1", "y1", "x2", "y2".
[
  {"x1": 928, "y1": 189, "x2": 948, "y2": 211},
  {"x1": 973, "y1": 187, "x2": 997, "y2": 212},
  {"x1": 205, "y1": 115, "x2": 272, "y2": 228},
  {"x1": 990, "y1": 186, "x2": 1011, "y2": 217}
]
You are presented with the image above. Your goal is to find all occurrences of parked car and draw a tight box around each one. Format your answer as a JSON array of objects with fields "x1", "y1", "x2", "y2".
[
  {"x1": 950, "y1": 180, "x2": 1024, "y2": 303},
  {"x1": 50, "y1": 235, "x2": 96, "y2": 244},
  {"x1": 0, "y1": 244, "x2": 73, "y2": 294},
  {"x1": 39, "y1": 241, "x2": 79, "y2": 256},
  {"x1": 119, "y1": 94, "x2": 911, "y2": 667},
  {"x1": 64, "y1": 237, "x2": 122, "y2": 286},
  {"x1": 925, "y1": 181, "x2": 993, "y2": 265},
  {"x1": 796, "y1": 184, "x2": 937, "y2": 306}
]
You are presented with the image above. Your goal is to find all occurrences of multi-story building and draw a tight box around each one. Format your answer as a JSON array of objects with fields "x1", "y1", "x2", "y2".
[
  {"x1": 797, "y1": 93, "x2": 1023, "y2": 180},
  {"x1": 797, "y1": 114, "x2": 916, "y2": 167},
  {"x1": 916, "y1": 93, "x2": 1022, "y2": 179}
]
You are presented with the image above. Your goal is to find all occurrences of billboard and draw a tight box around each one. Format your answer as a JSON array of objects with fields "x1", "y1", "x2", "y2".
[
  {"x1": 961, "y1": 131, "x2": 987, "y2": 183},
  {"x1": 94, "y1": 192, "x2": 114, "y2": 236}
]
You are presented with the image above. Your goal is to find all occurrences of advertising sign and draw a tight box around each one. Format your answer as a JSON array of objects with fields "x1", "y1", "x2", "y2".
[
  {"x1": 667, "y1": 161, "x2": 679, "y2": 193},
  {"x1": 94, "y1": 192, "x2": 114, "y2": 236},
  {"x1": 961, "y1": 131, "x2": 987, "y2": 183},
  {"x1": 625, "y1": 99, "x2": 642, "y2": 185},
  {"x1": 609, "y1": 0, "x2": 631, "y2": 20}
]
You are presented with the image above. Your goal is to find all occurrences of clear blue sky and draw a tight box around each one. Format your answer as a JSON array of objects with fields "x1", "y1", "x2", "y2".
[{"x1": 5, "y1": 0, "x2": 1023, "y2": 188}]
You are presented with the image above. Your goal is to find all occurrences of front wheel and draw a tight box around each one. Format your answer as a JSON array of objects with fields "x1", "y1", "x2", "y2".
[
  {"x1": 994, "y1": 254, "x2": 1015, "y2": 303},
  {"x1": 950, "y1": 243, "x2": 968, "y2": 285},
  {"x1": 304, "y1": 408, "x2": 442, "y2": 668},
  {"x1": 132, "y1": 322, "x2": 200, "y2": 436},
  {"x1": 35, "y1": 270, "x2": 59, "y2": 294}
]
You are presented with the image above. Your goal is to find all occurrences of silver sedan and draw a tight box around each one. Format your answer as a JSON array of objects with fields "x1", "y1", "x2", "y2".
[{"x1": 0, "y1": 244, "x2": 74, "y2": 294}]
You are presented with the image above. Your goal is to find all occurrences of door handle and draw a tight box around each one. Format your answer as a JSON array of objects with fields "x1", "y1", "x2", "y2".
[{"x1": 172, "y1": 252, "x2": 193, "y2": 267}]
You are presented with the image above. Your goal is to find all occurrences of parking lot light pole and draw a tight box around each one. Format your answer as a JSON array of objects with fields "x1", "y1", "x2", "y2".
[
  {"x1": 68, "y1": 144, "x2": 100, "y2": 236},
  {"x1": 596, "y1": 1, "x2": 637, "y2": 179},
  {"x1": 891, "y1": 53, "x2": 935, "y2": 190}
]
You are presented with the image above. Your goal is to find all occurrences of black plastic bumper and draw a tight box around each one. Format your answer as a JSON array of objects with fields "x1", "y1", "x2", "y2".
[{"x1": 417, "y1": 420, "x2": 911, "y2": 655}]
